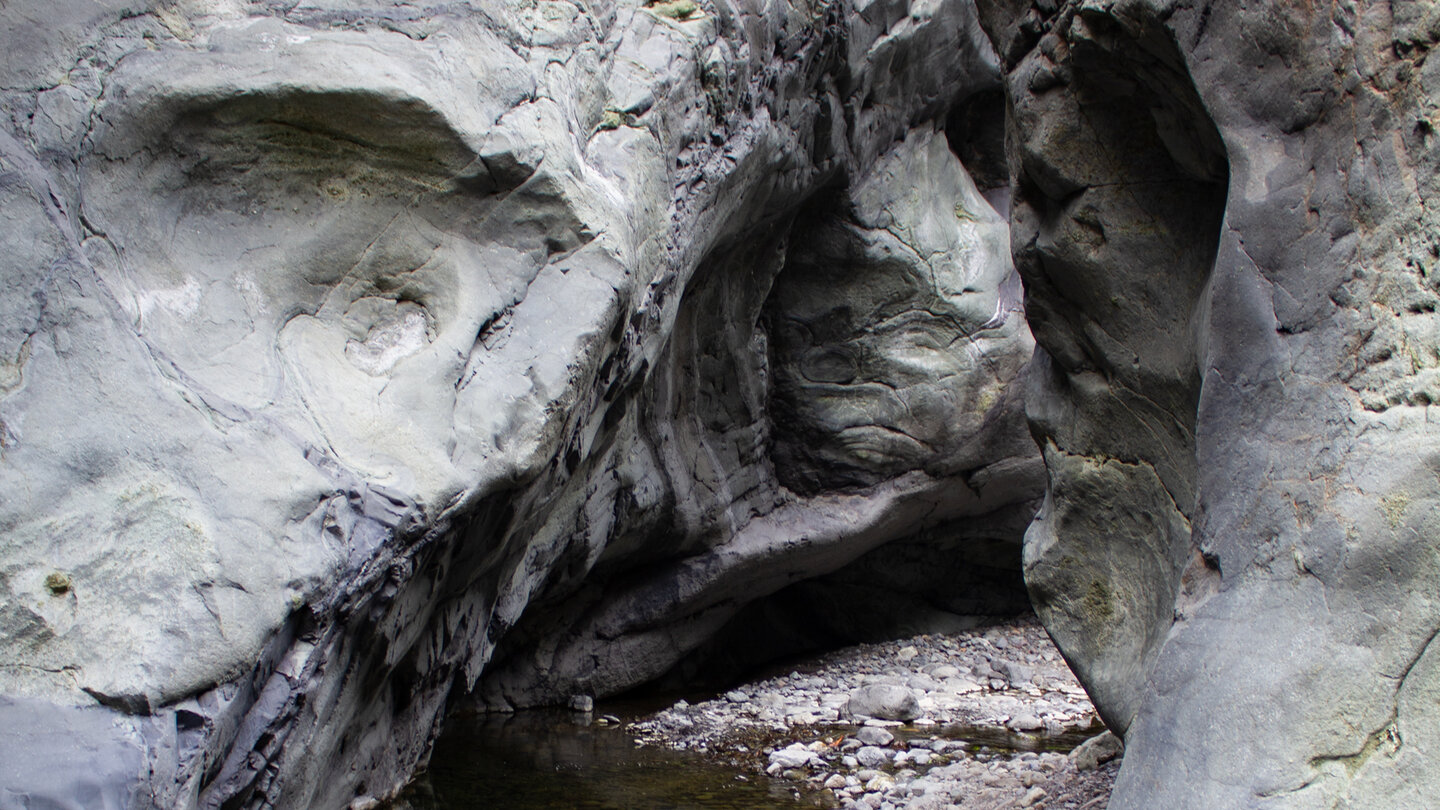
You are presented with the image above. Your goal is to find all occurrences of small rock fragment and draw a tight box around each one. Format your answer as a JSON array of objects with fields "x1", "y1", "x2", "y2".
[
  {"x1": 1071, "y1": 730, "x2": 1124, "y2": 771},
  {"x1": 1020, "y1": 786, "x2": 1047, "y2": 807}
]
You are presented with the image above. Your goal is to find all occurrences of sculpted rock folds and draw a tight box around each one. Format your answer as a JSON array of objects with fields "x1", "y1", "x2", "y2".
[
  {"x1": 6, "y1": 0, "x2": 1433, "y2": 807},
  {"x1": 0, "y1": 1, "x2": 1037, "y2": 807}
]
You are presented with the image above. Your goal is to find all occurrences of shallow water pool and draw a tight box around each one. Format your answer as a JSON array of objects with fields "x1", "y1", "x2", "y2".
[{"x1": 390, "y1": 708, "x2": 818, "y2": 810}]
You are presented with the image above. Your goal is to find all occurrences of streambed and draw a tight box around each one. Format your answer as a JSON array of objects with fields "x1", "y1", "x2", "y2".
[
  {"x1": 389, "y1": 708, "x2": 820, "y2": 810},
  {"x1": 388, "y1": 709, "x2": 1109, "y2": 810},
  {"x1": 390, "y1": 617, "x2": 1117, "y2": 809}
]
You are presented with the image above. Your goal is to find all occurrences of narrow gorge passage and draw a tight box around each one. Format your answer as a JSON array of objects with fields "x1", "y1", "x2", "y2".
[
  {"x1": 397, "y1": 618, "x2": 1117, "y2": 810},
  {"x1": 5, "y1": 2, "x2": 1440, "y2": 809}
]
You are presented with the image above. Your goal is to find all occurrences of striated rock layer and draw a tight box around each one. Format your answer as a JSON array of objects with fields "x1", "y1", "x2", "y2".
[
  {"x1": 975, "y1": 0, "x2": 1440, "y2": 807},
  {"x1": 0, "y1": 1, "x2": 1038, "y2": 807}
]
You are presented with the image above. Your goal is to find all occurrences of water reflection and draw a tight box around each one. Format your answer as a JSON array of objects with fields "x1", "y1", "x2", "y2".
[
  {"x1": 391, "y1": 709, "x2": 815, "y2": 810},
  {"x1": 930, "y1": 721, "x2": 1104, "y2": 753}
]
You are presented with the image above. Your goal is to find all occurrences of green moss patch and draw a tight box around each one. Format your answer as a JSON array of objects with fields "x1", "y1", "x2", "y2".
[
  {"x1": 647, "y1": 0, "x2": 701, "y2": 20},
  {"x1": 45, "y1": 571, "x2": 72, "y2": 596}
]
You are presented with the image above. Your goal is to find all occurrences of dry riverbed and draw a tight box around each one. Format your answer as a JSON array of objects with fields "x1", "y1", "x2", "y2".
[{"x1": 628, "y1": 617, "x2": 1121, "y2": 809}]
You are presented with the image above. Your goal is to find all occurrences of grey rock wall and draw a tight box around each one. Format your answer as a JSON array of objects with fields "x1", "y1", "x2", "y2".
[
  {"x1": 975, "y1": 1, "x2": 1440, "y2": 807},
  {"x1": 0, "y1": 1, "x2": 1037, "y2": 808},
  {"x1": 11, "y1": 0, "x2": 1433, "y2": 806}
]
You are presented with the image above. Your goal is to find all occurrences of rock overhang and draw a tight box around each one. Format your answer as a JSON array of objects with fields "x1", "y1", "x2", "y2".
[{"x1": 0, "y1": 0, "x2": 1052, "y2": 807}]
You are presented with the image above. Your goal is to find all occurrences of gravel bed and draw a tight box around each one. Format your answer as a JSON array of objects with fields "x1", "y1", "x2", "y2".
[{"x1": 628, "y1": 617, "x2": 1121, "y2": 809}]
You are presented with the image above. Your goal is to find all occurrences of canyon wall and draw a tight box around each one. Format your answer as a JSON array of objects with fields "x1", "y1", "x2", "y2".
[
  {"x1": 0, "y1": 1, "x2": 1038, "y2": 807},
  {"x1": 975, "y1": 0, "x2": 1440, "y2": 807},
  {"x1": 5, "y1": 0, "x2": 1440, "y2": 808}
]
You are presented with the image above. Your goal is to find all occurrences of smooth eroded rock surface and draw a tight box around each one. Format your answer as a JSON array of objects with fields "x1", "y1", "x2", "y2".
[
  {"x1": 973, "y1": 1, "x2": 1440, "y2": 807},
  {"x1": 0, "y1": 0, "x2": 1037, "y2": 807},
  {"x1": 6, "y1": 0, "x2": 1437, "y2": 807}
]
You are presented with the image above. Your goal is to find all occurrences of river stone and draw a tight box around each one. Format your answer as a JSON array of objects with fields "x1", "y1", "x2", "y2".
[
  {"x1": 856, "y1": 745, "x2": 890, "y2": 769},
  {"x1": 855, "y1": 726, "x2": 896, "y2": 747},
  {"x1": 1070, "y1": 731, "x2": 1124, "y2": 772},
  {"x1": 848, "y1": 684, "x2": 921, "y2": 722},
  {"x1": 865, "y1": 772, "x2": 897, "y2": 791},
  {"x1": 1007, "y1": 714, "x2": 1044, "y2": 732},
  {"x1": 908, "y1": 673, "x2": 940, "y2": 692},
  {"x1": 1019, "y1": 787, "x2": 1046, "y2": 808},
  {"x1": 769, "y1": 743, "x2": 820, "y2": 770},
  {"x1": 995, "y1": 660, "x2": 1034, "y2": 688}
]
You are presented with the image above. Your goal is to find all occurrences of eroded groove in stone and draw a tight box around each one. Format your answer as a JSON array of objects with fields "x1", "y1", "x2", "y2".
[
  {"x1": 990, "y1": 0, "x2": 1229, "y2": 736},
  {"x1": 8, "y1": 1, "x2": 1435, "y2": 807}
]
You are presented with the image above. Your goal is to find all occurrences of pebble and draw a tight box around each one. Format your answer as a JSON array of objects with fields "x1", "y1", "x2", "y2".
[{"x1": 855, "y1": 727, "x2": 895, "y2": 747}]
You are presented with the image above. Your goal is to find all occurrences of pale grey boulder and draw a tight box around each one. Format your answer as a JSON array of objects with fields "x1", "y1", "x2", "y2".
[
  {"x1": 0, "y1": 0, "x2": 1037, "y2": 807},
  {"x1": 975, "y1": 1, "x2": 1440, "y2": 808},
  {"x1": 847, "y1": 683, "x2": 921, "y2": 721}
]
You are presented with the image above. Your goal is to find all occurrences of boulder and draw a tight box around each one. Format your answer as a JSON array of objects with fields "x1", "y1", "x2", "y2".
[
  {"x1": 1069, "y1": 731, "x2": 1124, "y2": 772},
  {"x1": 847, "y1": 684, "x2": 921, "y2": 722}
]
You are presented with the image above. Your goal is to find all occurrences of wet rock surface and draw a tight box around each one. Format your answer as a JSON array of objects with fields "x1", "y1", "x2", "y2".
[{"x1": 631, "y1": 618, "x2": 1117, "y2": 809}]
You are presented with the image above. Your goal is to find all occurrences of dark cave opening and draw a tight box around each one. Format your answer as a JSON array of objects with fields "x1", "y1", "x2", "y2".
[{"x1": 645, "y1": 525, "x2": 1034, "y2": 696}]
